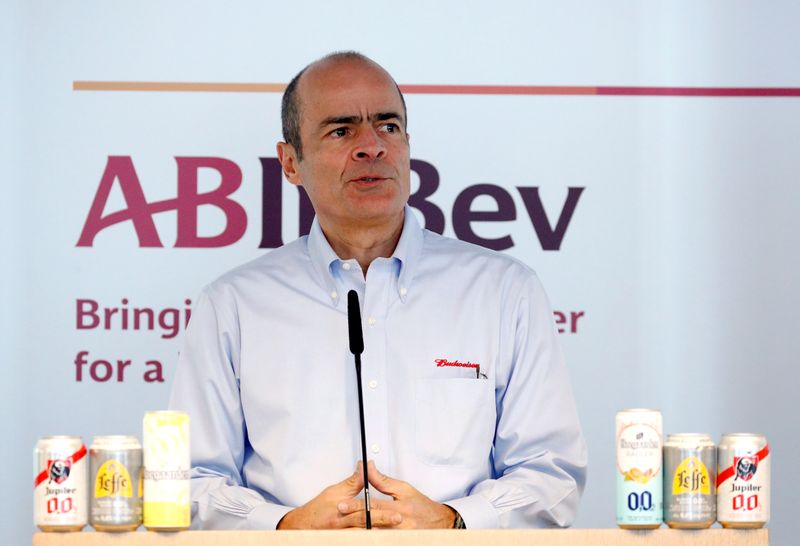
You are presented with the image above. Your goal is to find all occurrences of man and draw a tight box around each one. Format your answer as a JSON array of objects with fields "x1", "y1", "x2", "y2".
[{"x1": 169, "y1": 51, "x2": 587, "y2": 530}]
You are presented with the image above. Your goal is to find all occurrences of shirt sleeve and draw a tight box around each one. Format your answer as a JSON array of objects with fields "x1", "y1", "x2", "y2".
[
  {"x1": 445, "y1": 272, "x2": 588, "y2": 528},
  {"x1": 168, "y1": 287, "x2": 293, "y2": 530}
]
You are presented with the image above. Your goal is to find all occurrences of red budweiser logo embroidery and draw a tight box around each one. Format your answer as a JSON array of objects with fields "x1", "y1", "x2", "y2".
[
  {"x1": 435, "y1": 359, "x2": 487, "y2": 379},
  {"x1": 435, "y1": 359, "x2": 480, "y2": 370}
]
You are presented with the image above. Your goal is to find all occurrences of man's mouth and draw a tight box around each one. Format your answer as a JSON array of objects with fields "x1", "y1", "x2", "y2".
[{"x1": 353, "y1": 176, "x2": 387, "y2": 184}]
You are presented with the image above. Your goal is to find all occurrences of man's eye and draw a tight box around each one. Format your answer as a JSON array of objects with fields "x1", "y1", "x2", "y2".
[
  {"x1": 380, "y1": 123, "x2": 399, "y2": 133},
  {"x1": 331, "y1": 127, "x2": 348, "y2": 138}
]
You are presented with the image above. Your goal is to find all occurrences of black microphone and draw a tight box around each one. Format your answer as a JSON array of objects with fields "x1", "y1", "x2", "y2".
[
  {"x1": 347, "y1": 290, "x2": 371, "y2": 529},
  {"x1": 347, "y1": 290, "x2": 365, "y2": 355}
]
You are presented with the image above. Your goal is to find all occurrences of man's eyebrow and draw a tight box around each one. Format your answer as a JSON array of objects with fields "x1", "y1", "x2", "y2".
[
  {"x1": 318, "y1": 112, "x2": 404, "y2": 128},
  {"x1": 319, "y1": 115, "x2": 362, "y2": 127},
  {"x1": 373, "y1": 111, "x2": 404, "y2": 123}
]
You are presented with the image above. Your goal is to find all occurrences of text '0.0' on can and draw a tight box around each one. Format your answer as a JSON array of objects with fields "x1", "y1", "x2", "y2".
[
  {"x1": 663, "y1": 433, "x2": 716, "y2": 529},
  {"x1": 616, "y1": 409, "x2": 663, "y2": 529},
  {"x1": 143, "y1": 411, "x2": 191, "y2": 531},
  {"x1": 717, "y1": 433, "x2": 770, "y2": 529},
  {"x1": 34, "y1": 436, "x2": 88, "y2": 532},
  {"x1": 90, "y1": 435, "x2": 143, "y2": 531}
]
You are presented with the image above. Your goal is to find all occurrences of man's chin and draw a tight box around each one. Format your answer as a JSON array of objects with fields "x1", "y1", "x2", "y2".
[{"x1": 339, "y1": 200, "x2": 405, "y2": 227}]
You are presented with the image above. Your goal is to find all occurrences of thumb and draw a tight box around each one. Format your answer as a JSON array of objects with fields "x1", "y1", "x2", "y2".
[
  {"x1": 367, "y1": 460, "x2": 414, "y2": 500},
  {"x1": 334, "y1": 461, "x2": 365, "y2": 495}
]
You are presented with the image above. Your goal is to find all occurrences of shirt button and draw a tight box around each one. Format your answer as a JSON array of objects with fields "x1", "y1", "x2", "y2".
[
  {"x1": 368, "y1": 317, "x2": 377, "y2": 326},
  {"x1": 368, "y1": 380, "x2": 378, "y2": 389},
  {"x1": 399, "y1": 287, "x2": 407, "y2": 296},
  {"x1": 342, "y1": 262, "x2": 352, "y2": 271},
  {"x1": 330, "y1": 291, "x2": 338, "y2": 300},
  {"x1": 371, "y1": 444, "x2": 380, "y2": 454}
]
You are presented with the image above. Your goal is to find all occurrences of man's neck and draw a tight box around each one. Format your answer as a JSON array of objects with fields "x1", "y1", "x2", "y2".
[{"x1": 320, "y1": 212, "x2": 404, "y2": 277}]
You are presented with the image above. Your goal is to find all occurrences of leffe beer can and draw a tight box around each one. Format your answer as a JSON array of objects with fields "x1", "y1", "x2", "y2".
[
  {"x1": 663, "y1": 433, "x2": 716, "y2": 528},
  {"x1": 717, "y1": 433, "x2": 770, "y2": 528},
  {"x1": 143, "y1": 411, "x2": 190, "y2": 531},
  {"x1": 616, "y1": 409, "x2": 663, "y2": 528},
  {"x1": 90, "y1": 435, "x2": 143, "y2": 531},
  {"x1": 34, "y1": 436, "x2": 88, "y2": 532}
]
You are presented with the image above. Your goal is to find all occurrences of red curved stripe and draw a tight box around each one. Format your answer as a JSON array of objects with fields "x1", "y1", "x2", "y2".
[
  {"x1": 717, "y1": 444, "x2": 770, "y2": 487},
  {"x1": 34, "y1": 444, "x2": 87, "y2": 488}
]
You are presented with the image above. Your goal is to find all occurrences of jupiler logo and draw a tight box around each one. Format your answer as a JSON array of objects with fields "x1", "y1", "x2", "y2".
[
  {"x1": 48, "y1": 459, "x2": 71, "y2": 484},
  {"x1": 735, "y1": 456, "x2": 758, "y2": 481}
]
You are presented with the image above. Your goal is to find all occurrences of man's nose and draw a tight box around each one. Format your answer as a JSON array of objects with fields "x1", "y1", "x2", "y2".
[{"x1": 352, "y1": 127, "x2": 387, "y2": 161}]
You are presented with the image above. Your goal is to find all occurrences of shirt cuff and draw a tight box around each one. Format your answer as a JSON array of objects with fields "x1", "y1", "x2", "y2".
[
  {"x1": 445, "y1": 493, "x2": 499, "y2": 529},
  {"x1": 246, "y1": 502, "x2": 294, "y2": 530}
]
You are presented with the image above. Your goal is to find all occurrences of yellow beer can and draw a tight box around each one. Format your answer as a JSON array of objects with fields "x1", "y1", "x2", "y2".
[{"x1": 142, "y1": 411, "x2": 190, "y2": 531}]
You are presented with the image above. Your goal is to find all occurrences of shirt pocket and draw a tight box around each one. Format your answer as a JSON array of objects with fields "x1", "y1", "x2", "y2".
[{"x1": 414, "y1": 378, "x2": 495, "y2": 467}]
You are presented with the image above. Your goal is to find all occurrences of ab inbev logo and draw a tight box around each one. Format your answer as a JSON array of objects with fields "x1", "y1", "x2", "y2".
[{"x1": 76, "y1": 156, "x2": 584, "y2": 251}]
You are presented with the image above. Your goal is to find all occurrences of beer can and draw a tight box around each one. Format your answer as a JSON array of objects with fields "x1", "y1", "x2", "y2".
[
  {"x1": 90, "y1": 435, "x2": 143, "y2": 531},
  {"x1": 33, "y1": 436, "x2": 88, "y2": 532},
  {"x1": 664, "y1": 433, "x2": 716, "y2": 528},
  {"x1": 717, "y1": 433, "x2": 770, "y2": 528},
  {"x1": 143, "y1": 411, "x2": 190, "y2": 531},
  {"x1": 616, "y1": 409, "x2": 663, "y2": 528}
]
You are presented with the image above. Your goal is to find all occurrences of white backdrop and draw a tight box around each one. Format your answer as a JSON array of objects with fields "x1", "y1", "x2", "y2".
[{"x1": 3, "y1": 2, "x2": 800, "y2": 545}]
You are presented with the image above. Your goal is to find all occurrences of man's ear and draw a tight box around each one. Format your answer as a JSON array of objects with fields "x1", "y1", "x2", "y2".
[{"x1": 276, "y1": 141, "x2": 302, "y2": 186}]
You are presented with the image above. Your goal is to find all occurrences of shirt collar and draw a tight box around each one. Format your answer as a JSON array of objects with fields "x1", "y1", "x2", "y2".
[{"x1": 306, "y1": 205, "x2": 423, "y2": 307}]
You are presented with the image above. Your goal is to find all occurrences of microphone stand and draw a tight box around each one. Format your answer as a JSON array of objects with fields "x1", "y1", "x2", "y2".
[{"x1": 347, "y1": 290, "x2": 372, "y2": 529}]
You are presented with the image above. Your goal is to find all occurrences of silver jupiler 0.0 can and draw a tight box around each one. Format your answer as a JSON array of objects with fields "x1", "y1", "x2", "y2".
[
  {"x1": 34, "y1": 436, "x2": 88, "y2": 532},
  {"x1": 143, "y1": 411, "x2": 191, "y2": 531},
  {"x1": 717, "y1": 433, "x2": 770, "y2": 528},
  {"x1": 90, "y1": 435, "x2": 143, "y2": 531},
  {"x1": 663, "y1": 433, "x2": 716, "y2": 528},
  {"x1": 616, "y1": 409, "x2": 663, "y2": 529}
]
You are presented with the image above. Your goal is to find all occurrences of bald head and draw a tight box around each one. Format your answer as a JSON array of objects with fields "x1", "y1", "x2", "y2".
[{"x1": 281, "y1": 51, "x2": 407, "y2": 159}]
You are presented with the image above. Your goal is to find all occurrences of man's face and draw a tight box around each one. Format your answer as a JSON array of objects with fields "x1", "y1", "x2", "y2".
[{"x1": 278, "y1": 59, "x2": 410, "y2": 233}]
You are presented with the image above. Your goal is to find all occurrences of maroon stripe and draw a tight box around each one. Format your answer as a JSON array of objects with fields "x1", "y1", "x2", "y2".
[{"x1": 598, "y1": 87, "x2": 800, "y2": 97}]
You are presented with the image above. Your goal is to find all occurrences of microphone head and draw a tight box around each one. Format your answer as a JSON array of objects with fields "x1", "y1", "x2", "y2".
[{"x1": 347, "y1": 290, "x2": 364, "y2": 355}]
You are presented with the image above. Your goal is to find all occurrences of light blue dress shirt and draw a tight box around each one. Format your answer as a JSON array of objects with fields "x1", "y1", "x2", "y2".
[{"x1": 169, "y1": 206, "x2": 587, "y2": 529}]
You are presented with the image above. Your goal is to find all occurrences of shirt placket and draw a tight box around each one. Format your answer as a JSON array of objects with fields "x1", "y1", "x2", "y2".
[{"x1": 360, "y1": 258, "x2": 393, "y2": 475}]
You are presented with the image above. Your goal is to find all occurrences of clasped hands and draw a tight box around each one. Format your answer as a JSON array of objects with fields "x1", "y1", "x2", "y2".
[{"x1": 277, "y1": 460, "x2": 457, "y2": 529}]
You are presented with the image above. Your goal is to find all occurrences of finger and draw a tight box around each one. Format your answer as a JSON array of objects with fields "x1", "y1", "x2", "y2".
[
  {"x1": 339, "y1": 508, "x2": 402, "y2": 528},
  {"x1": 371, "y1": 509, "x2": 404, "y2": 528},
  {"x1": 337, "y1": 499, "x2": 363, "y2": 515},
  {"x1": 367, "y1": 460, "x2": 416, "y2": 500},
  {"x1": 337, "y1": 497, "x2": 393, "y2": 515},
  {"x1": 329, "y1": 465, "x2": 365, "y2": 496}
]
